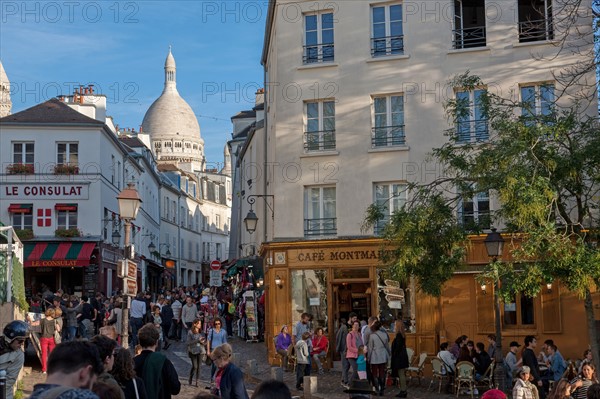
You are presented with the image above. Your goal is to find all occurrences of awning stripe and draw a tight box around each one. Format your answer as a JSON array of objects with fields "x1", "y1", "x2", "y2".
[
  {"x1": 8, "y1": 204, "x2": 33, "y2": 213},
  {"x1": 24, "y1": 242, "x2": 96, "y2": 267}
]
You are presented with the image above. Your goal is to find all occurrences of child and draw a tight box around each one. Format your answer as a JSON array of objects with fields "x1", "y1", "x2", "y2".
[
  {"x1": 152, "y1": 305, "x2": 163, "y2": 351},
  {"x1": 295, "y1": 331, "x2": 311, "y2": 391},
  {"x1": 357, "y1": 345, "x2": 367, "y2": 380}
]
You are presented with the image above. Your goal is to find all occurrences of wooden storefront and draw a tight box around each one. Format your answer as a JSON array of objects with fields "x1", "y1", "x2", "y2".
[{"x1": 261, "y1": 236, "x2": 600, "y2": 367}]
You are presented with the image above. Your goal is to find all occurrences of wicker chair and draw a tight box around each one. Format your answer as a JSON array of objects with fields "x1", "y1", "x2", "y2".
[
  {"x1": 406, "y1": 352, "x2": 428, "y2": 385},
  {"x1": 476, "y1": 361, "x2": 495, "y2": 390},
  {"x1": 455, "y1": 361, "x2": 476, "y2": 398},
  {"x1": 429, "y1": 357, "x2": 451, "y2": 393}
]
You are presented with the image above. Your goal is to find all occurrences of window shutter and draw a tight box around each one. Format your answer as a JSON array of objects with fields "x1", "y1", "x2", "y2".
[{"x1": 541, "y1": 283, "x2": 561, "y2": 333}]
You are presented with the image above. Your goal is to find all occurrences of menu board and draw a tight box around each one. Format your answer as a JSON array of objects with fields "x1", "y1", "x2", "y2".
[
  {"x1": 83, "y1": 264, "x2": 98, "y2": 295},
  {"x1": 243, "y1": 290, "x2": 258, "y2": 341}
]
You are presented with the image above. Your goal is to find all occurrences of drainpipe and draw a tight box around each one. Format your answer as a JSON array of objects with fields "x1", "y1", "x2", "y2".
[{"x1": 262, "y1": 68, "x2": 269, "y2": 244}]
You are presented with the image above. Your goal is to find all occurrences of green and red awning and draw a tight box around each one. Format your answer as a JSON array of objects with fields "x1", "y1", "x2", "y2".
[
  {"x1": 55, "y1": 203, "x2": 77, "y2": 211},
  {"x1": 8, "y1": 204, "x2": 33, "y2": 213},
  {"x1": 24, "y1": 242, "x2": 95, "y2": 267}
]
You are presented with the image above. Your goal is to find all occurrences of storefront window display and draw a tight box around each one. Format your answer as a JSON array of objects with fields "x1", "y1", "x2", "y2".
[
  {"x1": 291, "y1": 270, "x2": 328, "y2": 332},
  {"x1": 377, "y1": 269, "x2": 416, "y2": 332}
]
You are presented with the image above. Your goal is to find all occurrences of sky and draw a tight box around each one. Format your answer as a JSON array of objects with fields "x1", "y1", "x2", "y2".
[{"x1": 0, "y1": 1, "x2": 267, "y2": 167}]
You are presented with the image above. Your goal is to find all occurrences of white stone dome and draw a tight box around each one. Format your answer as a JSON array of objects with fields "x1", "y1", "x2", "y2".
[{"x1": 141, "y1": 48, "x2": 202, "y2": 142}]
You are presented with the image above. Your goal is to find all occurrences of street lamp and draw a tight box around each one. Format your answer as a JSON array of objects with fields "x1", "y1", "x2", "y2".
[
  {"x1": 111, "y1": 230, "x2": 121, "y2": 246},
  {"x1": 116, "y1": 182, "x2": 142, "y2": 350},
  {"x1": 243, "y1": 195, "x2": 274, "y2": 234},
  {"x1": 148, "y1": 242, "x2": 171, "y2": 257},
  {"x1": 483, "y1": 227, "x2": 506, "y2": 391}
]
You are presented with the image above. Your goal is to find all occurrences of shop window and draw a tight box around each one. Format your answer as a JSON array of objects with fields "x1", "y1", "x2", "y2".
[
  {"x1": 291, "y1": 270, "x2": 328, "y2": 332},
  {"x1": 503, "y1": 292, "x2": 535, "y2": 327}
]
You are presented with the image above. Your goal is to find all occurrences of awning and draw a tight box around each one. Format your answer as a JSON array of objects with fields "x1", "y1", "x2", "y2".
[
  {"x1": 8, "y1": 204, "x2": 33, "y2": 214},
  {"x1": 55, "y1": 203, "x2": 77, "y2": 211},
  {"x1": 24, "y1": 242, "x2": 96, "y2": 267}
]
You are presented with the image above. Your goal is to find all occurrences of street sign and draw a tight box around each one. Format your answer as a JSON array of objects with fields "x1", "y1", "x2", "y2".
[
  {"x1": 126, "y1": 278, "x2": 137, "y2": 296},
  {"x1": 209, "y1": 269, "x2": 222, "y2": 287},
  {"x1": 119, "y1": 259, "x2": 137, "y2": 279},
  {"x1": 210, "y1": 260, "x2": 221, "y2": 271}
]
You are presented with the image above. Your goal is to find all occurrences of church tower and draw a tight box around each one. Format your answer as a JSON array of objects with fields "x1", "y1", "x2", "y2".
[
  {"x1": 141, "y1": 48, "x2": 205, "y2": 172},
  {"x1": 0, "y1": 60, "x2": 12, "y2": 118}
]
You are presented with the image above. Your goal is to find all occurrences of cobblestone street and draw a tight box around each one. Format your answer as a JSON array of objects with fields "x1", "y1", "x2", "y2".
[{"x1": 20, "y1": 336, "x2": 475, "y2": 398}]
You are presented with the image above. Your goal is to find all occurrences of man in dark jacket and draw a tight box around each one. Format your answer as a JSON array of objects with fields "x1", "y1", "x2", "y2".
[
  {"x1": 160, "y1": 300, "x2": 174, "y2": 350},
  {"x1": 522, "y1": 335, "x2": 545, "y2": 399},
  {"x1": 474, "y1": 342, "x2": 492, "y2": 378},
  {"x1": 134, "y1": 323, "x2": 181, "y2": 399}
]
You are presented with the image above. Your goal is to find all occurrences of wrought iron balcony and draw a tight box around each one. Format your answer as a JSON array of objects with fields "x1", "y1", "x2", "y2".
[
  {"x1": 453, "y1": 26, "x2": 486, "y2": 49},
  {"x1": 303, "y1": 43, "x2": 335, "y2": 64},
  {"x1": 304, "y1": 130, "x2": 336, "y2": 152},
  {"x1": 456, "y1": 119, "x2": 489, "y2": 143},
  {"x1": 374, "y1": 215, "x2": 391, "y2": 236},
  {"x1": 304, "y1": 218, "x2": 337, "y2": 237},
  {"x1": 371, "y1": 35, "x2": 404, "y2": 57},
  {"x1": 459, "y1": 210, "x2": 491, "y2": 231},
  {"x1": 518, "y1": 18, "x2": 554, "y2": 42},
  {"x1": 371, "y1": 125, "x2": 406, "y2": 148}
]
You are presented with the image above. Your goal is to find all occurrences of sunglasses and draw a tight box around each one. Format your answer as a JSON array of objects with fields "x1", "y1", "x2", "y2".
[{"x1": 214, "y1": 323, "x2": 221, "y2": 326}]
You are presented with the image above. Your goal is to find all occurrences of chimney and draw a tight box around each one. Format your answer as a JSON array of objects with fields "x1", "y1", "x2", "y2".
[{"x1": 255, "y1": 88, "x2": 264, "y2": 107}]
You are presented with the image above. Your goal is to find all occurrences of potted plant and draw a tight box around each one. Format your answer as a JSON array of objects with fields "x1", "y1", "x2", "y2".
[
  {"x1": 53, "y1": 164, "x2": 79, "y2": 175},
  {"x1": 14, "y1": 229, "x2": 34, "y2": 240},
  {"x1": 55, "y1": 228, "x2": 81, "y2": 238},
  {"x1": 6, "y1": 163, "x2": 34, "y2": 174}
]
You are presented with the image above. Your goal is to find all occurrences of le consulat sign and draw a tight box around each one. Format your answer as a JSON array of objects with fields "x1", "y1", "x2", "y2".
[{"x1": 2, "y1": 183, "x2": 89, "y2": 199}]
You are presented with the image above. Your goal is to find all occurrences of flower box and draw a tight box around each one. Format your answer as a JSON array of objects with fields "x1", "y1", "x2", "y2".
[
  {"x1": 54, "y1": 164, "x2": 79, "y2": 175},
  {"x1": 14, "y1": 229, "x2": 34, "y2": 240},
  {"x1": 55, "y1": 228, "x2": 82, "y2": 238},
  {"x1": 6, "y1": 163, "x2": 34, "y2": 175}
]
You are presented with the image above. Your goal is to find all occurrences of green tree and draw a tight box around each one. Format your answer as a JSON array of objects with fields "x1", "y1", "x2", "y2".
[{"x1": 365, "y1": 72, "x2": 600, "y2": 373}]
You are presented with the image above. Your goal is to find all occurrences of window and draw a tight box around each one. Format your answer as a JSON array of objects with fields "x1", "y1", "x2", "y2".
[
  {"x1": 9, "y1": 205, "x2": 33, "y2": 230},
  {"x1": 372, "y1": 95, "x2": 405, "y2": 147},
  {"x1": 518, "y1": 0, "x2": 553, "y2": 42},
  {"x1": 216, "y1": 214, "x2": 221, "y2": 231},
  {"x1": 458, "y1": 189, "x2": 490, "y2": 230},
  {"x1": 57, "y1": 209, "x2": 77, "y2": 229},
  {"x1": 453, "y1": 0, "x2": 486, "y2": 49},
  {"x1": 456, "y1": 89, "x2": 488, "y2": 143},
  {"x1": 216, "y1": 243, "x2": 222, "y2": 260},
  {"x1": 304, "y1": 186, "x2": 336, "y2": 237},
  {"x1": 305, "y1": 101, "x2": 335, "y2": 151},
  {"x1": 196, "y1": 243, "x2": 200, "y2": 261},
  {"x1": 520, "y1": 83, "x2": 555, "y2": 123},
  {"x1": 371, "y1": 4, "x2": 404, "y2": 56},
  {"x1": 188, "y1": 241, "x2": 192, "y2": 260},
  {"x1": 13, "y1": 142, "x2": 34, "y2": 164},
  {"x1": 164, "y1": 197, "x2": 169, "y2": 219},
  {"x1": 57, "y1": 142, "x2": 78, "y2": 165},
  {"x1": 304, "y1": 12, "x2": 334, "y2": 64},
  {"x1": 503, "y1": 292, "x2": 535, "y2": 326},
  {"x1": 374, "y1": 183, "x2": 407, "y2": 235},
  {"x1": 215, "y1": 185, "x2": 220, "y2": 203}
]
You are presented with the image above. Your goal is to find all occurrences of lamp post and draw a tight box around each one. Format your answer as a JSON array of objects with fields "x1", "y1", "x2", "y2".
[
  {"x1": 117, "y1": 182, "x2": 142, "y2": 350},
  {"x1": 483, "y1": 228, "x2": 506, "y2": 391}
]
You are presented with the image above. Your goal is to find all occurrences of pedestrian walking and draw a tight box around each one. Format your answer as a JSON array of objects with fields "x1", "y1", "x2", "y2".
[
  {"x1": 210, "y1": 343, "x2": 249, "y2": 399},
  {"x1": 207, "y1": 318, "x2": 228, "y2": 381},
  {"x1": 160, "y1": 300, "x2": 173, "y2": 350},
  {"x1": 187, "y1": 319, "x2": 206, "y2": 387},
  {"x1": 367, "y1": 320, "x2": 390, "y2": 396},
  {"x1": 0, "y1": 321, "x2": 29, "y2": 399},
  {"x1": 390, "y1": 321, "x2": 409, "y2": 398},
  {"x1": 346, "y1": 320, "x2": 363, "y2": 387},
  {"x1": 39, "y1": 308, "x2": 60, "y2": 374},
  {"x1": 110, "y1": 347, "x2": 148, "y2": 399},
  {"x1": 130, "y1": 293, "x2": 147, "y2": 349},
  {"x1": 90, "y1": 335, "x2": 126, "y2": 399},
  {"x1": 295, "y1": 332, "x2": 311, "y2": 391}
]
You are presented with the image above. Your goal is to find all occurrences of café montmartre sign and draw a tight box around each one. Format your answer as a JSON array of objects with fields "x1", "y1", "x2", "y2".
[{"x1": 291, "y1": 248, "x2": 393, "y2": 263}]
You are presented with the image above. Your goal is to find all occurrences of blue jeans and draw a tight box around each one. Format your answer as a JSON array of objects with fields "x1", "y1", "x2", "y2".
[
  {"x1": 67, "y1": 326, "x2": 77, "y2": 341},
  {"x1": 130, "y1": 317, "x2": 144, "y2": 348},
  {"x1": 341, "y1": 351, "x2": 350, "y2": 384}
]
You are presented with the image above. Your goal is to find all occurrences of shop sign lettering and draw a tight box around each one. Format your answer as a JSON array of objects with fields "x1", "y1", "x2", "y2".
[
  {"x1": 296, "y1": 249, "x2": 392, "y2": 262},
  {"x1": 30, "y1": 259, "x2": 78, "y2": 267},
  {"x1": 1, "y1": 184, "x2": 89, "y2": 199}
]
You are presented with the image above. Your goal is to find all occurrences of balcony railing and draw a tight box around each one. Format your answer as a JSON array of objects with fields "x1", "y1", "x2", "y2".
[
  {"x1": 371, "y1": 125, "x2": 406, "y2": 148},
  {"x1": 374, "y1": 215, "x2": 390, "y2": 236},
  {"x1": 518, "y1": 18, "x2": 554, "y2": 42},
  {"x1": 453, "y1": 26, "x2": 486, "y2": 49},
  {"x1": 304, "y1": 218, "x2": 337, "y2": 237},
  {"x1": 456, "y1": 119, "x2": 489, "y2": 143},
  {"x1": 459, "y1": 211, "x2": 491, "y2": 231},
  {"x1": 303, "y1": 43, "x2": 335, "y2": 64},
  {"x1": 371, "y1": 35, "x2": 404, "y2": 57},
  {"x1": 304, "y1": 130, "x2": 336, "y2": 152}
]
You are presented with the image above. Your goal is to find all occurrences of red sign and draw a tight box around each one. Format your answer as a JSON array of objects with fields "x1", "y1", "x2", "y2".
[{"x1": 210, "y1": 260, "x2": 221, "y2": 271}]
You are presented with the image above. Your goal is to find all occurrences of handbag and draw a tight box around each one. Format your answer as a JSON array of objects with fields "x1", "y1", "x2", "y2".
[{"x1": 53, "y1": 320, "x2": 62, "y2": 344}]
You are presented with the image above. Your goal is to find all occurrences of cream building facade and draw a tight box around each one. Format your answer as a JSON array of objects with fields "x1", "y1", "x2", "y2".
[
  {"x1": 0, "y1": 61, "x2": 12, "y2": 118},
  {"x1": 254, "y1": 0, "x2": 598, "y2": 364}
]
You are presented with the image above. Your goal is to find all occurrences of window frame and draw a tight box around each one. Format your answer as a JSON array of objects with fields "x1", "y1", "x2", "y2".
[
  {"x1": 304, "y1": 100, "x2": 336, "y2": 152},
  {"x1": 56, "y1": 142, "x2": 79, "y2": 165},
  {"x1": 12, "y1": 142, "x2": 34, "y2": 165},
  {"x1": 373, "y1": 182, "x2": 407, "y2": 235},
  {"x1": 458, "y1": 189, "x2": 490, "y2": 230},
  {"x1": 371, "y1": 3, "x2": 404, "y2": 57},
  {"x1": 57, "y1": 209, "x2": 77, "y2": 230},
  {"x1": 12, "y1": 212, "x2": 33, "y2": 230},
  {"x1": 520, "y1": 83, "x2": 555, "y2": 119},
  {"x1": 372, "y1": 94, "x2": 405, "y2": 147},
  {"x1": 455, "y1": 88, "x2": 488, "y2": 143},
  {"x1": 518, "y1": 0, "x2": 553, "y2": 42},
  {"x1": 453, "y1": 0, "x2": 487, "y2": 49},
  {"x1": 502, "y1": 291, "x2": 537, "y2": 329},
  {"x1": 304, "y1": 185, "x2": 337, "y2": 237},
  {"x1": 303, "y1": 11, "x2": 335, "y2": 64}
]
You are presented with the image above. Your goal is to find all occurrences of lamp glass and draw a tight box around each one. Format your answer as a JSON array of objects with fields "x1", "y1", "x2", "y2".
[
  {"x1": 112, "y1": 230, "x2": 121, "y2": 246},
  {"x1": 481, "y1": 284, "x2": 487, "y2": 292},
  {"x1": 148, "y1": 242, "x2": 156, "y2": 253},
  {"x1": 117, "y1": 183, "x2": 142, "y2": 220},
  {"x1": 484, "y1": 228, "x2": 505, "y2": 258},
  {"x1": 165, "y1": 248, "x2": 171, "y2": 257},
  {"x1": 275, "y1": 275, "x2": 282, "y2": 286},
  {"x1": 244, "y1": 210, "x2": 259, "y2": 234}
]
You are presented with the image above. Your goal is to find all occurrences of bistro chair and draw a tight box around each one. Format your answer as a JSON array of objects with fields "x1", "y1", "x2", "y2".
[
  {"x1": 455, "y1": 361, "x2": 476, "y2": 398},
  {"x1": 476, "y1": 361, "x2": 495, "y2": 391},
  {"x1": 405, "y1": 347, "x2": 415, "y2": 366},
  {"x1": 406, "y1": 352, "x2": 428, "y2": 385},
  {"x1": 429, "y1": 357, "x2": 450, "y2": 393}
]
